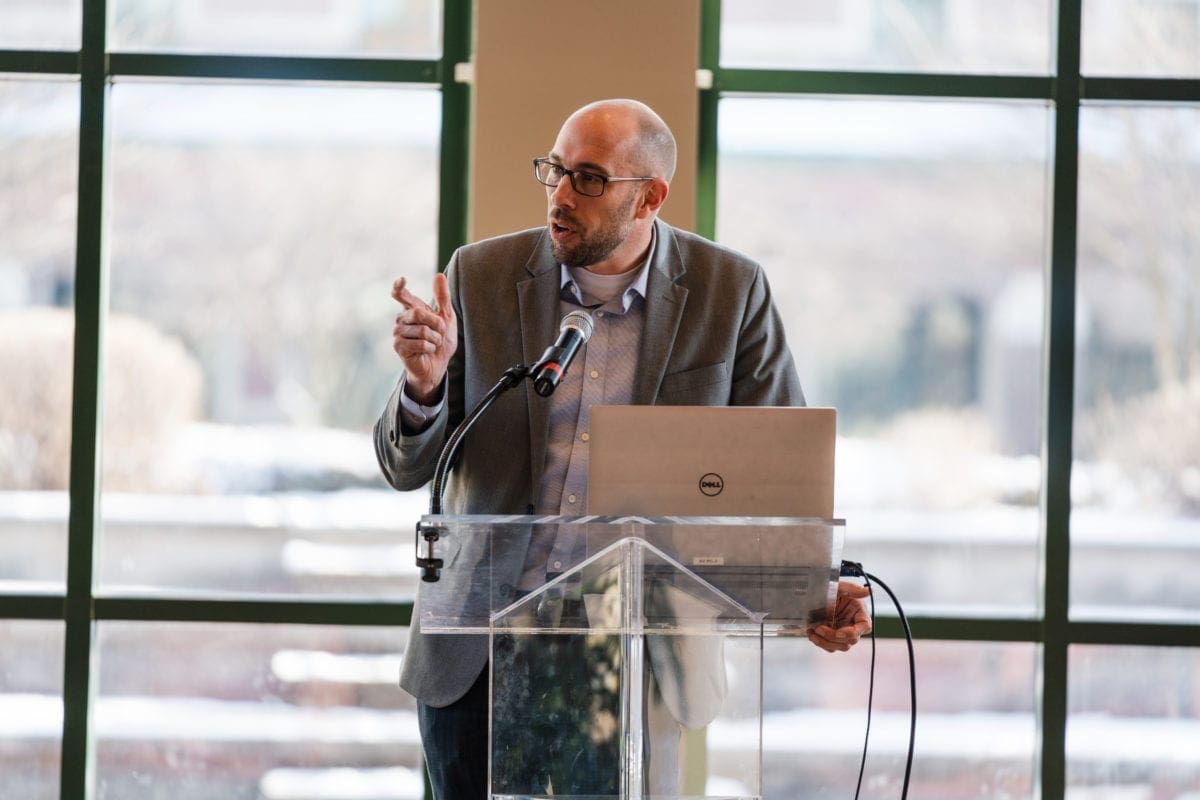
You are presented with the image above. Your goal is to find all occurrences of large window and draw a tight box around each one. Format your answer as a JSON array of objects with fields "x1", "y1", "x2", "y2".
[
  {"x1": 109, "y1": 0, "x2": 441, "y2": 57},
  {"x1": 0, "y1": 620, "x2": 64, "y2": 798},
  {"x1": 1074, "y1": 104, "x2": 1200, "y2": 620},
  {"x1": 1082, "y1": 0, "x2": 1200, "y2": 77},
  {"x1": 0, "y1": 1, "x2": 82, "y2": 50},
  {"x1": 708, "y1": 0, "x2": 1200, "y2": 797},
  {"x1": 3, "y1": 1, "x2": 1199, "y2": 798},
  {"x1": 1, "y1": 1, "x2": 464, "y2": 797},
  {"x1": 0, "y1": 78, "x2": 78, "y2": 592},
  {"x1": 718, "y1": 96, "x2": 1051, "y2": 617},
  {"x1": 102, "y1": 80, "x2": 437, "y2": 598},
  {"x1": 721, "y1": 0, "x2": 1053, "y2": 73},
  {"x1": 94, "y1": 623, "x2": 418, "y2": 798}
]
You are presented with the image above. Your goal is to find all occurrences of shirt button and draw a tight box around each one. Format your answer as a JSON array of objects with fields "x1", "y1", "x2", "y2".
[
  {"x1": 553, "y1": 560, "x2": 562, "y2": 570},
  {"x1": 581, "y1": 433, "x2": 590, "y2": 442},
  {"x1": 596, "y1": 310, "x2": 605, "y2": 318},
  {"x1": 566, "y1": 494, "x2": 577, "y2": 504},
  {"x1": 589, "y1": 370, "x2": 599, "y2": 379}
]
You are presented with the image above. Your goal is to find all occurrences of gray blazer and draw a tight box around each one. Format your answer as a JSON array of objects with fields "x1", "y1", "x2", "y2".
[{"x1": 374, "y1": 219, "x2": 803, "y2": 706}]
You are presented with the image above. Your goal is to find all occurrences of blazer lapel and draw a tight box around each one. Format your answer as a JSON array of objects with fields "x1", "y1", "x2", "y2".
[
  {"x1": 517, "y1": 231, "x2": 562, "y2": 506},
  {"x1": 634, "y1": 220, "x2": 688, "y2": 404}
]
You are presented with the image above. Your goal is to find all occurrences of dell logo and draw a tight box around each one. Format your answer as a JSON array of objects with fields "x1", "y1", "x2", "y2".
[{"x1": 698, "y1": 473, "x2": 724, "y2": 497}]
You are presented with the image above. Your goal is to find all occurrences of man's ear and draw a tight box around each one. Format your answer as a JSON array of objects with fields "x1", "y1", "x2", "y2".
[{"x1": 636, "y1": 178, "x2": 670, "y2": 219}]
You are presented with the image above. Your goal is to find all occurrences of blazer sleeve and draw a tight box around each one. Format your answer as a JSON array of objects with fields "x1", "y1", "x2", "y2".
[{"x1": 372, "y1": 256, "x2": 468, "y2": 492}]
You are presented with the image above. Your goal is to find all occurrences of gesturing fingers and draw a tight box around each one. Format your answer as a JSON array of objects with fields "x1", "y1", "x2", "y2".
[
  {"x1": 388, "y1": 274, "x2": 459, "y2": 392},
  {"x1": 393, "y1": 316, "x2": 444, "y2": 354},
  {"x1": 391, "y1": 276, "x2": 427, "y2": 310},
  {"x1": 392, "y1": 277, "x2": 447, "y2": 336},
  {"x1": 431, "y1": 272, "x2": 455, "y2": 325}
]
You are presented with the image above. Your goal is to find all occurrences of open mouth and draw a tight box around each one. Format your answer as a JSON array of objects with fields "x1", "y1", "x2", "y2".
[{"x1": 550, "y1": 217, "x2": 577, "y2": 239}]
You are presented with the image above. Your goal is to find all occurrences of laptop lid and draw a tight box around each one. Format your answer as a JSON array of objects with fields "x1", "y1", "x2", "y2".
[{"x1": 586, "y1": 405, "x2": 835, "y2": 517}]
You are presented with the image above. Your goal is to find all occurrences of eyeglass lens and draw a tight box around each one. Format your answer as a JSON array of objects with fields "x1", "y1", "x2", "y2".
[{"x1": 536, "y1": 160, "x2": 605, "y2": 196}]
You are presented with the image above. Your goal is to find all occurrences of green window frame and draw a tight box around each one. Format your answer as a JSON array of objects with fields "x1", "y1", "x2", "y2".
[
  {"x1": 0, "y1": 1, "x2": 471, "y2": 797},
  {"x1": 4, "y1": 1, "x2": 1200, "y2": 797},
  {"x1": 697, "y1": 1, "x2": 1200, "y2": 798}
]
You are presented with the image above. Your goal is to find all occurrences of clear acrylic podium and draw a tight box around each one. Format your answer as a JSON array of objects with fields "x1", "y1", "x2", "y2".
[{"x1": 416, "y1": 515, "x2": 845, "y2": 800}]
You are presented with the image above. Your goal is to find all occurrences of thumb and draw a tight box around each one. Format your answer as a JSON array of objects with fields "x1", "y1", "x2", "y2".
[
  {"x1": 837, "y1": 581, "x2": 870, "y2": 599},
  {"x1": 432, "y1": 273, "x2": 453, "y2": 320}
]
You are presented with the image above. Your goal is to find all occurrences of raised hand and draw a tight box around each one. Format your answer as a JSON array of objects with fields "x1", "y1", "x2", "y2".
[{"x1": 391, "y1": 273, "x2": 458, "y2": 404}]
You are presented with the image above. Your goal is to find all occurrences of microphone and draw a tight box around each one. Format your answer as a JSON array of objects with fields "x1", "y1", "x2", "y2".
[{"x1": 532, "y1": 310, "x2": 594, "y2": 397}]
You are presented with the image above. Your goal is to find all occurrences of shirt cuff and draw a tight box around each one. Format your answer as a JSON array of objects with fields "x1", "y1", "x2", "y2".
[{"x1": 398, "y1": 376, "x2": 446, "y2": 434}]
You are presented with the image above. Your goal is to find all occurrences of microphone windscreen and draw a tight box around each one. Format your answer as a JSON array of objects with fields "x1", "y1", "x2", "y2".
[{"x1": 561, "y1": 309, "x2": 594, "y2": 342}]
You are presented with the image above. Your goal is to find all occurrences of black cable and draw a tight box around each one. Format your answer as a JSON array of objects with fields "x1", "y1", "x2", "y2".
[
  {"x1": 842, "y1": 561, "x2": 916, "y2": 800},
  {"x1": 866, "y1": 571, "x2": 915, "y2": 799},
  {"x1": 852, "y1": 570, "x2": 876, "y2": 800}
]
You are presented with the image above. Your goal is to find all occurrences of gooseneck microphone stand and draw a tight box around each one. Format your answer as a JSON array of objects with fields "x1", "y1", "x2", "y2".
[
  {"x1": 414, "y1": 309, "x2": 594, "y2": 581},
  {"x1": 415, "y1": 309, "x2": 597, "y2": 578},
  {"x1": 415, "y1": 363, "x2": 534, "y2": 582},
  {"x1": 429, "y1": 364, "x2": 532, "y2": 516}
]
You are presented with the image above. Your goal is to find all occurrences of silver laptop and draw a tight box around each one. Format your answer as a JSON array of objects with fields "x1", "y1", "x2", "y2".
[
  {"x1": 586, "y1": 405, "x2": 836, "y2": 517},
  {"x1": 586, "y1": 405, "x2": 840, "y2": 626}
]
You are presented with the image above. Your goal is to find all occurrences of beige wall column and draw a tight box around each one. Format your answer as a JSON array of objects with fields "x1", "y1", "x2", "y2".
[{"x1": 469, "y1": 0, "x2": 701, "y2": 242}]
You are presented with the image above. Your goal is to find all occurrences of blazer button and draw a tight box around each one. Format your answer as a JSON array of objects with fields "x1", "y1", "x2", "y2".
[{"x1": 499, "y1": 583, "x2": 514, "y2": 598}]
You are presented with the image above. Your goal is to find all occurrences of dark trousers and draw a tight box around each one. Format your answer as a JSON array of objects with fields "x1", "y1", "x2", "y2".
[
  {"x1": 417, "y1": 633, "x2": 622, "y2": 800},
  {"x1": 417, "y1": 667, "x2": 490, "y2": 800},
  {"x1": 490, "y1": 630, "x2": 620, "y2": 797}
]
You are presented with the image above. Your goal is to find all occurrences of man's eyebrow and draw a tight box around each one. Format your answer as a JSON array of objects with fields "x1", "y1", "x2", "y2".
[{"x1": 547, "y1": 153, "x2": 609, "y2": 175}]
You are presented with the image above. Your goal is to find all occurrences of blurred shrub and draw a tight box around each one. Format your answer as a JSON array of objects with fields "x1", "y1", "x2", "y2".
[
  {"x1": 0, "y1": 307, "x2": 202, "y2": 491},
  {"x1": 875, "y1": 406, "x2": 1015, "y2": 510},
  {"x1": 0, "y1": 308, "x2": 74, "y2": 489},
  {"x1": 1080, "y1": 375, "x2": 1200, "y2": 513}
]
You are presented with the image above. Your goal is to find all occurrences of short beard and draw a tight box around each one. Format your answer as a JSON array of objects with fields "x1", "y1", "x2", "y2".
[{"x1": 550, "y1": 192, "x2": 637, "y2": 268}]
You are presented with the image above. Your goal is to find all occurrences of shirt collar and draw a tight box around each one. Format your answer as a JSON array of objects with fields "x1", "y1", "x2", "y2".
[{"x1": 559, "y1": 226, "x2": 655, "y2": 313}]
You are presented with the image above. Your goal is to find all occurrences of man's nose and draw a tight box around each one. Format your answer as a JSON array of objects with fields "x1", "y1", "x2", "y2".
[{"x1": 549, "y1": 175, "x2": 578, "y2": 205}]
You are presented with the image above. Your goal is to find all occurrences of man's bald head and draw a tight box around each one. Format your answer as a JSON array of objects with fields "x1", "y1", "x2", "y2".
[{"x1": 564, "y1": 99, "x2": 677, "y2": 182}]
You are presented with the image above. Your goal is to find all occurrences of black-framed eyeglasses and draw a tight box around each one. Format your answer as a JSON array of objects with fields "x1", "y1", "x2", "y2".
[{"x1": 532, "y1": 157, "x2": 653, "y2": 197}]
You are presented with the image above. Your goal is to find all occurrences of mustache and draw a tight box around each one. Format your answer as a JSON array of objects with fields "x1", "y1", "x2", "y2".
[{"x1": 549, "y1": 208, "x2": 580, "y2": 228}]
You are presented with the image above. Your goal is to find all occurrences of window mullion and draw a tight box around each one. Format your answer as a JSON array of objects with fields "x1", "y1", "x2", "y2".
[
  {"x1": 696, "y1": 0, "x2": 720, "y2": 240},
  {"x1": 1040, "y1": 0, "x2": 1084, "y2": 798},
  {"x1": 61, "y1": 0, "x2": 109, "y2": 797},
  {"x1": 436, "y1": 0, "x2": 472, "y2": 269}
]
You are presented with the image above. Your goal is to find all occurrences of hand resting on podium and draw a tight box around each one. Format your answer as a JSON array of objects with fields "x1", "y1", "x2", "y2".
[{"x1": 806, "y1": 581, "x2": 872, "y2": 653}]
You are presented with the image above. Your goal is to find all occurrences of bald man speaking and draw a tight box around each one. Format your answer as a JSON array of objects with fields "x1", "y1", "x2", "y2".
[{"x1": 374, "y1": 99, "x2": 870, "y2": 799}]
